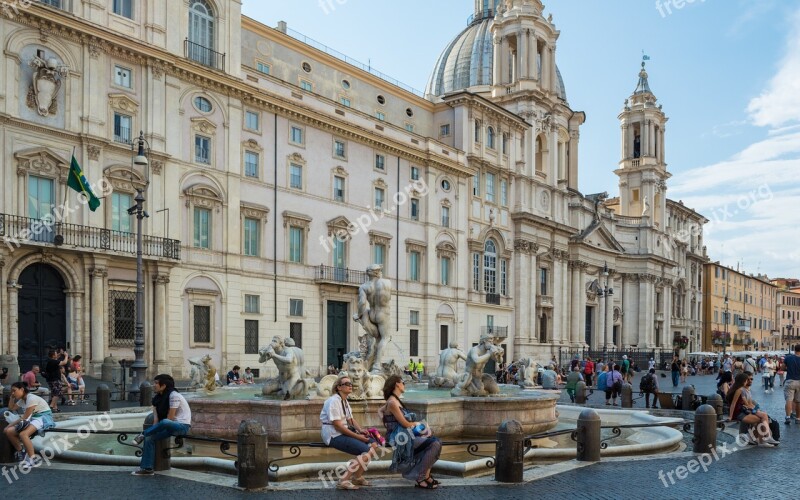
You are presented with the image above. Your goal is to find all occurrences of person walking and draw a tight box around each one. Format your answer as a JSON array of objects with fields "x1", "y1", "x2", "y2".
[
  {"x1": 783, "y1": 345, "x2": 800, "y2": 425},
  {"x1": 670, "y1": 355, "x2": 681, "y2": 388},
  {"x1": 132, "y1": 374, "x2": 192, "y2": 476},
  {"x1": 583, "y1": 356, "x2": 594, "y2": 388},
  {"x1": 763, "y1": 357, "x2": 776, "y2": 393},
  {"x1": 606, "y1": 364, "x2": 623, "y2": 406}
]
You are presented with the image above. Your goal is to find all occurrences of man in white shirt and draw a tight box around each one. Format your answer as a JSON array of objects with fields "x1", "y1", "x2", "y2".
[{"x1": 132, "y1": 374, "x2": 191, "y2": 476}]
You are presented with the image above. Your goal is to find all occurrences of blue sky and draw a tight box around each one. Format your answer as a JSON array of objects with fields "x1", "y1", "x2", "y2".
[{"x1": 242, "y1": 0, "x2": 800, "y2": 278}]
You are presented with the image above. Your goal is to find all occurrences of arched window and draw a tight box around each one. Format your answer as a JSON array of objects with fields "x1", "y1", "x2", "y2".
[
  {"x1": 189, "y1": 0, "x2": 215, "y2": 65},
  {"x1": 483, "y1": 239, "x2": 497, "y2": 294},
  {"x1": 487, "y1": 127, "x2": 495, "y2": 149}
]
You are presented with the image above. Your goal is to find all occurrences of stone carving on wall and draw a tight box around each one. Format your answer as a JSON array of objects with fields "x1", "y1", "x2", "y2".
[{"x1": 27, "y1": 52, "x2": 69, "y2": 117}]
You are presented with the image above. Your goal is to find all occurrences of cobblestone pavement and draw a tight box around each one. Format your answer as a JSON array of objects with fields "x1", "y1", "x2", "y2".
[{"x1": 2, "y1": 370, "x2": 791, "y2": 498}]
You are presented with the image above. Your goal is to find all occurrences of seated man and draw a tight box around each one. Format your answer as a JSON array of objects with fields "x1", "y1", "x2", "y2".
[
  {"x1": 242, "y1": 367, "x2": 255, "y2": 384},
  {"x1": 226, "y1": 365, "x2": 243, "y2": 385},
  {"x1": 541, "y1": 365, "x2": 560, "y2": 389},
  {"x1": 132, "y1": 374, "x2": 192, "y2": 476}
]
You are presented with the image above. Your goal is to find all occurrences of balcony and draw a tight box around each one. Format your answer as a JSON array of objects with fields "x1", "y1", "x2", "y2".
[
  {"x1": 314, "y1": 265, "x2": 367, "y2": 286},
  {"x1": 37, "y1": 0, "x2": 72, "y2": 12},
  {"x1": 184, "y1": 39, "x2": 226, "y2": 71},
  {"x1": 485, "y1": 293, "x2": 501, "y2": 305},
  {"x1": 737, "y1": 319, "x2": 751, "y2": 333},
  {"x1": 537, "y1": 294, "x2": 554, "y2": 308},
  {"x1": 480, "y1": 326, "x2": 508, "y2": 338},
  {"x1": 0, "y1": 213, "x2": 181, "y2": 260}
]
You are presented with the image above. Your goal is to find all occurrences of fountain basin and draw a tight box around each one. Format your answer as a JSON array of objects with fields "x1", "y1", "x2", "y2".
[{"x1": 188, "y1": 390, "x2": 561, "y2": 441}]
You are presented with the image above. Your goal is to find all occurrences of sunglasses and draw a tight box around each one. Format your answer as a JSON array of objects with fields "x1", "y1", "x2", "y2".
[{"x1": 339, "y1": 382, "x2": 353, "y2": 387}]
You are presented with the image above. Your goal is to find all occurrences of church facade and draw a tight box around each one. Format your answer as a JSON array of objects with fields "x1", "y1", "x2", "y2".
[{"x1": 0, "y1": 0, "x2": 706, "y2": 379}]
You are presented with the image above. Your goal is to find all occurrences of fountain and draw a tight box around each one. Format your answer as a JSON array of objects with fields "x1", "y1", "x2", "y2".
[{"x1": 428, "y1": 341, "x2": 466, "y2": 389}]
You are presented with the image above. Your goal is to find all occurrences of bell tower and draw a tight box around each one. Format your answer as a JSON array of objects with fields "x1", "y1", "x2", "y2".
[{"x1": 615, "y1": 60, "x2": 670, "y2": 229}]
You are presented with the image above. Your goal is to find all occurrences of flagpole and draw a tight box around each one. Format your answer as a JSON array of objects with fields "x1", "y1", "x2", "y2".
[{"x1": 62, "y1": 146, "x2": 75, "y2": 224}]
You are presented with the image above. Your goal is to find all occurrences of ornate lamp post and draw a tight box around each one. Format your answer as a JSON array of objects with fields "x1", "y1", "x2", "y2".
[
  {"x1": 128, "y1": 131, "x2": 150, "y2": 395},
  {"x1": 599, "y1": 263, "x2": 613, "y2": 355},
  {"x1": 723, "y1": 295, "x2": 729, "y2": 357}
]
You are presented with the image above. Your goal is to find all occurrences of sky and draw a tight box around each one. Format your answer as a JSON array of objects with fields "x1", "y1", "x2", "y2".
[{"x1": 242, "y1": 0, "x2": 800, "y2": 279}]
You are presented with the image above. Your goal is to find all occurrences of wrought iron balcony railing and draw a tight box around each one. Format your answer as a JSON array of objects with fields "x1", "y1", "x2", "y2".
[
  {"x1": 314, "y1": 265, "x2": 367, "y2": 286},
  {"x1": 480, "y1": 326, "x2": 508, "y2": 338},
  {"x1": 184, "y1": 39, "x2": 225, "y2": 71},
  {"x1": 0, "y1": 213, "x2": 180, "y2": 260},
  {"x1": 485, "y1": 293, "x2": 501, "y2": 305}
]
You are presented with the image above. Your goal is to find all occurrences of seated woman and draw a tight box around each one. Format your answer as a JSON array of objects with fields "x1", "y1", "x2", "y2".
[
  {"x1": 726, "y1": 373, "x2": 779, "y2": 447},
  {"x1": 3, "y1": 382, "x2": 56, "y2": 467},
  {"x1": 380, "y1": 375, "x2": 442, "y2": 489},
  {"x1": 319, "y1": 374, "x2": 378, "y2": 490},
  {"x1": 65, "y1": 367, "x2": 85, "y2": 405}
]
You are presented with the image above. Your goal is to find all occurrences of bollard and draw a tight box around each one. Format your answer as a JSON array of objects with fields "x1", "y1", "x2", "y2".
[
  {"x1": 495, "y1": 420, "x2": 524, "y2": 483},
  {"x1": 682, "y1": 385, "x2": 696, "y2": 411},
  {"x1": 0, "y1": 419, "x2": 14, "y2": 463},
  {"x1": 707, "y1": 393, "x2": 723, "y2": 420},
  {"x1": 237, "y1": 420, "x2": 269, "y2": 490},
  {"x1": 143, "y1": 413, "x2": 171, "y2": 471},
  {"x1": 621, "y1": 383, "x2": 633, "y2": 408},
  {"x1": 576, "y1": 409, "x2": 601, "y2": 462},
  {"x1": 139, "y1": 381, "x2": 153, "y2": 408},
  {"x1": 96, "y1": 384, "x2": 111, "y2": 413},
  {"x1": 693, "y1": 404, "x2": 717, "y2": 453},
  {"x1": 575, "y1": 381, "x2": 587, "y2": 404}
]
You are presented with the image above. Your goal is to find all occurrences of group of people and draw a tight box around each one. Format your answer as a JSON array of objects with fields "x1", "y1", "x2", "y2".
[
  {"x1": 404, "y1": 359, "x2": 425, "y2": 381},
  {"x1": 21, "y1": 349, "x2": 88, "y2": 412},
  {"x1": 319, "y1": 374, "x2": 442, "y2": 490},
  {"x1": 224, "y1": 365, "x2": 255, "y2": 385}
]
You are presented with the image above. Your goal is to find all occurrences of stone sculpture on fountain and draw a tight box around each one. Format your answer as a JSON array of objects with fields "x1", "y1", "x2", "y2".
[
  {"x1": 429, "y1": 341, "x2": 467, "y2": 389},
  {"x1": 516, "y1": 356, "x2": 541, "y2": 389},
  {"x1": 259, "y1": 335, "x2": 314, "y2": 400},
  {"x1": 188, "y1": 354, "x2": 217, "y2": 393},
  {"x1": 451, "y1": 334, "x2": 504, "y2": 397}
]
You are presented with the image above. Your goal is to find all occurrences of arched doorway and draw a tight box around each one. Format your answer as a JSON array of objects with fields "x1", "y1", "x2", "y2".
[{"x1": 18, "y1": 263, "x2": 66, "y2": 372}]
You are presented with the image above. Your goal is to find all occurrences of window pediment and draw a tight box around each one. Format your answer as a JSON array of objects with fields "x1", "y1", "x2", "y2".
[
  {"x1": 374, "y1": 178, "x2": 388, "y2": 190},
  {"x1": 369, "y1": 230, "x2": 392, "y2": 246},
  {"x1": 104, "y1": 165, "x2": 146, "y2": 192},
  {"x1": 405, "y1": 239, "x2": 426, "y2": 254},
  {"x1": 326, "y1": 215, "x2": 353, "y2": 236},
  {"x1": 15, "y1": 148, "x2": 70, "y2": 182},
  {"x1": 436, "y1": 242, "x2": 456, "y2": 258},
  {"x1": 109, "y1": 93, "x2": 139, "y2": 113},
  {"x1": 282, "y1": 210, "x2": 311, "y2": 230},
  {"x1": 289, "y1": 152, "x2": 305, "y2": 163},
  {"x1": 242, "y1": 139, "x2": 262, "y2": 152},
  {"x1": 191, "y1": 117, "x2": 217, "y2": 135},
  {"x1": 241, "y1": 202, "x2": 269, "y2": 222},
  {"x1": 184, "y1": 184, "x2": 223, "y2": 209},
  {"x1": 332, "y1": 165, "x2": 348, "y2": 177}
]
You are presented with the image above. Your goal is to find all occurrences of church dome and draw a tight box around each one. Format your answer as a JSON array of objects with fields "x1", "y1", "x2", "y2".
[{"x1": 425, "y1": 15, "x2": 568, "y2": 101}]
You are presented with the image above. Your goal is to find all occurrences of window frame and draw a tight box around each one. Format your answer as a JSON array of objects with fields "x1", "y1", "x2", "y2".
[
  {"x1": 289, "y1": 163, "x2": 303, "y2": 190},
  {"x1": 289, "y1": 124, "x2": 305, "y2": 146},
  {"x1": 113, "y1": 65, "x2": 133, "y2": 89},
  {"x1": 333, "y1": 138, "x2": 347, "y2": 160},
  {"x1": 243, "y1": 217, "x2": 260, "y2": 256},
  {"x1": 243, "y1": 150, "x2": 259, "y2": 179},
  {"x1": 244, "y1": 110, "x2": 260, "y2": 132},
  {"x1": 113, "y1": 112, "x2": 133, "y2": 144},
  {"x1": 288, "y1": 225, "x2": 305, "y2": 263},
  {"x1": 195, "y1": 134, "x2": 212, "y2": 165},
  {"x1": 112, "y1": 0, "x2": 133, "y2": 19},
  {"x1": 193, "y1": 206, "x2": 212, "y2": 249}
]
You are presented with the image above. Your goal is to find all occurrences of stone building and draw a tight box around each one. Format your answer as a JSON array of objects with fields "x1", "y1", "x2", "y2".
[{"x1": 0, "y1": 0, "x2": 706, "y2": 379}]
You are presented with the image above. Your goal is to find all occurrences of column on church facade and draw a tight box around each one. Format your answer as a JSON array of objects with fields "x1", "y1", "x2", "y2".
[
  {"x1": 552, "y1": 255, "x2": 564, "y2": 344},
  {"x1": 519, "y1": 30, "x2": 528, "y2": 79},
  {"x1": 605, "y1": 284, "x2": 614, "y2": 348},
  {"x1": 67, "y1": 291, "x2": 83, "y2": 358},
  {"x1": 627, "y1": 124, "x2": 635, "y2": 159},
  {"x1": 641, "y1": 120, "x2": 649, "y2": 157},
  {"x1": 571, "y1": 263, "x2": 585, "y2": 345},
  {"x1": 493, "y1": 35, "x2": 502, "y2": 86},
  {"x1": 638, "y1": 277, "x2": 650, "y2": 348},
  {"x1": 620, "y1": 125, "x2": 627, "y2": 161},
  {"x1": 541, "y1": 42, "x2": 551, "y2": 92},
  {"x1": 153, "y1": 274, "x2": 169, "y2": 368},
  {"x1": 513, "y1": 241, "x2": 531, "y2": 342},
  {"x1": 663, "y1": 285, "x2": 673, "y2": 349},
  {"x1": 7, "y1": 283, "x2": 20, "y2": 357},
  {"x1": 560, "y1": 258, "x2": 569, "y2": 344},
  {"x1": 500, "y1": 36, "x2": 510, "y2": 85},
  {"x1": 619, "y1": 274, "x2": 626, "y2": 346}
]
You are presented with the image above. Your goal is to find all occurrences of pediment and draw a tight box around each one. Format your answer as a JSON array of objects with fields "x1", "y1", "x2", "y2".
[
  {"x1": 104, "y1": 165, "x2": 146, "y2": 191},
  {"x1": 108, "y1": 93, "x2": 139, "y2": 113},
  {"x1": 326, "y1": 216, "x2": 353, "y2": 236},
  {"x1": 15, "y1": 147, "x2": 70, "y2": 181},
  {"x1": 572, "y1": 220, "x2": 625, "y2": 252},
  {"x1": 191, "y1": 117, "x2": 217, "y2": 135}
]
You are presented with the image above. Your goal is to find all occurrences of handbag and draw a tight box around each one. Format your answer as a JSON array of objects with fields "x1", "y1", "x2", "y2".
[{"x1": 14, "y1": 419, "x2": 30, "y2": 433}]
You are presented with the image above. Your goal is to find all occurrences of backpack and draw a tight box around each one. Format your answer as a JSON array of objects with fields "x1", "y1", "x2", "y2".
[{"x1": 640, "y1": 373, "x2": 656, "y2": 392}]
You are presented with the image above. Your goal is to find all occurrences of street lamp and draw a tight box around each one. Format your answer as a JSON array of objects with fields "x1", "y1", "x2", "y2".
[
  {"x1": 599, "y1": 262, "x2": 614, "y2": 353},
  {"x1": 723, "y1": 295, "x2": 729, "y2": 357},
  {"x1": 129, "y1": 131, "x2": 150, "y2": 397}
]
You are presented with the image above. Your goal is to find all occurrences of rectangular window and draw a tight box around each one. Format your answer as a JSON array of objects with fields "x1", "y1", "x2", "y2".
[
  {"x1": 334, "y1": 176, "x2": 345, "y2": 201},
  {"x1": 473, "y1": 253, "x2": 480, "y2": 291},
  {"x1": 409, "y1": 251, "x2": 420, "y2": 282},
  {"x1": 374, "y1": 188, "x2": 385, "y2": 210},
  {"x1": 244, "y1": 320, "x2": 259, "y2": 354},
  {"x1": 410, "y1": 310, "x2": 419, "y2": 325},
  {"x1": 411, "y1": 166, "x2": 419, "y2": 181},
  {"x1": 290, "y1": 322, "x2": 303, "y2": 348},
  {"x1": 245, "y1": 110, "x2": 260, "y2": 131},
  {"x1": 290, "y1": 163, "x2": 303, "y2": 189},
  {"x1": 501, "y1": 259, "x2": 507, "y2": 296},
  {"x1": 441, "y1": 257, "x2": 450, "y2": 286},
  {"x1": 441, "y1": 206, "x2": 450, "y2": 228},
  {"x1": 376, "y1": 111, "x2": 385, "y2": 121},
  {"x1": 440, "y1": 124, "x2": 450, "y2": 137},
  {"x1": 256, "y1": 62, "x2": 270, "y2": 75},
  {"x1": 540, "y1": 268, "x2": 548, "y2": 295},
  {"x1": 440, "y1": 325, "x2": 449, "y2": 350},
  {"x1": 289, "y1": 299, "x2": 304, "y2": 317},
  {"x1": 193, "y1": 207, "x2": 211, "y2": 249},
  {"x1": 405, "y1": 123, "x2": 414, "y2": 133},
  {"x1": 243, "y1": 217, "x2": 260, "y2": 256},
  {"x1": 28, "y1": 175, "x2": 54, "y2": 220},
  {"x1": 410, "y1": 329, "x2": 419, "y2": 357},
  {"x1": 340, "y1": 97, "x2": 351, "y2": 107},
  {"x1": 486, "y1": 173, "x2": 495, "y2": 203},
  {"x1": 112, "y1": 0, "x2": 132, "y2": 19},
  {"x1": 289, "y1": 226, "x2": 304, "y2": 263},
  {"x1": 502, "y1": 133, "x2": 508, "y2": 155},
  {"x1": 300, "y1": 80, "x2": 313, "y2": 92},
  {"x1": 195, "y1": 135, "x2": 211, "y2": 164},
  {"x1": 244, "y1": 151, "x2": 259, "y2": 178},
  {"x1": 501, "y1": 180, "x2": 508, "y2": 206},
  {"x1": 373, "y1": 244, "x2": 385, "y2": 266},
  {"x1": 334, "y1": 140, "x2": 346, "y2": 159},
  {"x1": 114, "y1": 113, "x2": 132, "y2": 144},
  {"x1": 333, "y1": 238, "x2": 346, "y2": 268},
  {"x1": 410, "y1": 198, "x2": 419, "y2": 220},
  {"x1": 114, "y1": 65, "x2": 132, "y2": 88},
  {"x1": 193, "y1": 305, "x2": 211, "y2": 344},
  {"x1": 375, "y1": 154, "x2": 385, "y2": 170},
  {"x1": 244, "y1": 294, "x2": 260, "y2": 314},
  {"x1": 474, "y1": 120, "x2": 481, "y2": 142},
  {"x1": 109, "y1": 291, "x2": 135, "y2": 347},
  {"x1": 111, "y1": 192, "x2": 133, "y2": 232},
  {"x1": 290, "y1": 126, "x2": 304, "y2": 145},
  {"x1": 473, "y1": 174, "x2": 480, "y2": 196}
]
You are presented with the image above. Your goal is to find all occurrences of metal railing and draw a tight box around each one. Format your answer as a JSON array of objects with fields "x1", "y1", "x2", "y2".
[
  {"x1": 481, "y1": 326, "x2": 508, "y2": 337},
  {"x1": 0, "y1": 213, "x2": 181, "y2": 260},
  {"x1": 485, "y1": 293, "x2": 501, "y2": 305},
  {"x1": 314, "y1": 265, "x2": 367, "y2": 285},
  {"x1": 467, "y1": 8, "x2": 494, "y2": 25},
  {"x1": 184, "y1": 39, "x2": 225, "y2": 71}
]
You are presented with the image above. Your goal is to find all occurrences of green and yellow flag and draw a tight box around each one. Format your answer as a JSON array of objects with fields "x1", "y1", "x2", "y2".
[{"x1": 67, "y1": 154, "x2": 100, "y2": 211}]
